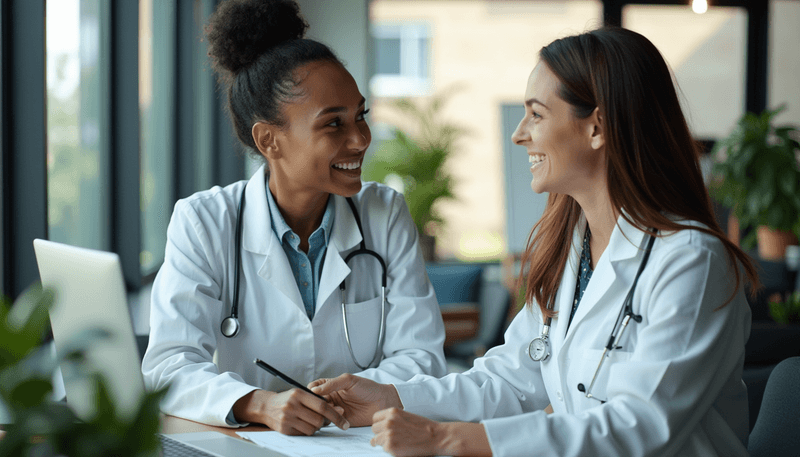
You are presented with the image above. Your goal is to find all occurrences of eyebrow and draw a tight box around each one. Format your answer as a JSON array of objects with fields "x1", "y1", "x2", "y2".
[
  {"x1": 525, "y1": 98, "x2": 548, "y2": 110},
  {"x1": 316, "y1": 97, "x2": 367, "y2": 117}
]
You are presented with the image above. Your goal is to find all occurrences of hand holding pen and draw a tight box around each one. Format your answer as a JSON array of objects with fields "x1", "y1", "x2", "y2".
[{"x1": 230, "y1": 359, "x2": 349, "y2": 435}]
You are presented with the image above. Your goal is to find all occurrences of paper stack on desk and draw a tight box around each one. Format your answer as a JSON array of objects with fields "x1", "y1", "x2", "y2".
[{"x1": 237, "y1": 426, "x2": 392, "y2": 457}]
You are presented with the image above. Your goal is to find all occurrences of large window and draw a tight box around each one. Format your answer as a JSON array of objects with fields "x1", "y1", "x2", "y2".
[
  {"x1": 139, "y1": 0, "x2": 175, "y2": 275},
  {"x1": 623, "y1": 4, "x2": 747, "y2": 140},
  {"x1": 46, "y1": 0, "x2": 109, "y2": 250}
]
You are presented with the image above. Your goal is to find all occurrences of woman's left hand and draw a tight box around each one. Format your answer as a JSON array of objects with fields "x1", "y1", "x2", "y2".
[
  {"x1": 370, "y1": 408, "x2": 492, "y2": 456},
  {"x1": 370, "y1": 408, "x2": 443, "y2": 456}
]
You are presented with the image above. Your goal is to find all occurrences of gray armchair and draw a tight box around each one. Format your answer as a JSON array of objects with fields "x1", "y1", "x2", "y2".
[{"x1": 748, "y1": 356, "x2": 800, "y2": 456}]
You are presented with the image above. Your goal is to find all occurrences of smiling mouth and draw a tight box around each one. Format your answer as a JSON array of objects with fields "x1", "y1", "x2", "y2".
[
  {"x1": 332, "y1": 160, "x2": 362, "y2": 170},
  {"x1": 529, "y1": 154, "x2": 545, "y2": 168}
]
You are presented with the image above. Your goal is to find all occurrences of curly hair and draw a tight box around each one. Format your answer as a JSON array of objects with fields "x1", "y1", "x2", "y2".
[{"x1": 205, "y1": 0, "x2": 341, "y2": 154}]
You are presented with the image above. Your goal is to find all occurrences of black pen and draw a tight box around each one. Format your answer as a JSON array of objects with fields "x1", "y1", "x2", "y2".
[{"x1": 254, "y1": 358, "x2": 327, "y2": 401}]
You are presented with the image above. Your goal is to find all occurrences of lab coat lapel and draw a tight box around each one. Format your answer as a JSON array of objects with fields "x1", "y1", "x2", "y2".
[
  {"x1": 562, "y1": 215, "x2": 647, "y2": 343},
  {"x1": 316, "y1": 194, "x2": 362, "y2": 311},
  {"x1": 240, "y1": 166, "x2": 305, "y2": 311}
]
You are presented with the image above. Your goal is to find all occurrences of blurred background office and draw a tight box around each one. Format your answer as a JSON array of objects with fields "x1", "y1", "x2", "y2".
[{"x1": 2, "y1": 0, "x2": 799, "y2": 418}]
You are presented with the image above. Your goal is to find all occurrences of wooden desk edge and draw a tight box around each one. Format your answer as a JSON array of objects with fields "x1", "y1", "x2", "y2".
[{"x1": 161, "y1": 414, "x2": 270, "y2": 438}]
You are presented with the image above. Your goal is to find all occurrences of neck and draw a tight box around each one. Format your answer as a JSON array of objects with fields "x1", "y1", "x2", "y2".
[
  {"x1": 573, "y1": 186, "x2": 617, "y2": 270},
  {"x1": 268, "y1": 178, "x2": 329, "y2": 248}
]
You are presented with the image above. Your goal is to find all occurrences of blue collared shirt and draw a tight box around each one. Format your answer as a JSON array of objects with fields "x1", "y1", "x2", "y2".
[{"x1": 266, "y1": 183, "x2": 335, "y2": 320}]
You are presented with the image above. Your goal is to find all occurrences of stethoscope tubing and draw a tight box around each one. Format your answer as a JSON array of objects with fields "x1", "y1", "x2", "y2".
[
  {"x1": 220, "y1": 185, "x2": 248, "y2": 338},
  {"x1": 340, "y1": 197, "x2": 388, "y2": 369},
  {"x1": 222, "y1": 184, "x2": 388, "y2": 370},
  {"x1": 578, "y1": 230, "x2": 657, "y2": 402}
]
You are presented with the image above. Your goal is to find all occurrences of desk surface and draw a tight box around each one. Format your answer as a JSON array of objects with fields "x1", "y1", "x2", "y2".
[{"x1": 161, "y1": 414, "x2": 270, "y2": 438}]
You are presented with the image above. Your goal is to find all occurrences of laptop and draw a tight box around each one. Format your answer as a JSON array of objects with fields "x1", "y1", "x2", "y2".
[{"x1": 33, "y1": 238, "x2": 284, "y2": 457}]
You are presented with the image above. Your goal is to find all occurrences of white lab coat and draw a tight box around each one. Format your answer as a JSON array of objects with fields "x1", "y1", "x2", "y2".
[
  {"x1": 142, "y1": 165, "x2": 446, "y2": 426},
  {"x1": 396, "y1": 216, "x2": 751, "y2": 457}
]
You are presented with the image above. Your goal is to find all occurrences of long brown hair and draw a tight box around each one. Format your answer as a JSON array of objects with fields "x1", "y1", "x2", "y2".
[{"x1": 519, "y1": 27, "x2": 759, "y2": 318}]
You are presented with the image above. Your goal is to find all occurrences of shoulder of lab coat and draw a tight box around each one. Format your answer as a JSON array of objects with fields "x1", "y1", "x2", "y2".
[
  {"x1": 141, "y1": 170, "x2": 253, "y2": 427},
  {"x1": 142, "y1": 166, "x2": 445, "y2": 426},
  {"x1": 397, "y1": 217, "x2": 751, "y2": 457}
]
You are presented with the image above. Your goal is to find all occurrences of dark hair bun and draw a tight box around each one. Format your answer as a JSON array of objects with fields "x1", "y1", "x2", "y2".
[{"x1": 206, "y1": 0, "x2": 308, "y2": 75}]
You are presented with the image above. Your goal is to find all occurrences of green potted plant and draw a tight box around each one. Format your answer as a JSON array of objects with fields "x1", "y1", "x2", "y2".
[
  {"x1": 769, "y1": 291, "x2": 800, "y2": 324},
  {"x1": 363, "y1": 90, "x2": 465, "y2": 261},
  {"x1": 0, "y1": 284, "x2": 167, "y2": 456},
  {"x1": 711, "y1": 105, "x2": 800, "y2": 259}
]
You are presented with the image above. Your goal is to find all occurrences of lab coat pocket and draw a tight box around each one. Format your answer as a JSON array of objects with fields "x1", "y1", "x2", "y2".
[
  {"x1": 341, "y1": 296, "x2": 383, "y2": 366},
  {"x1": 573, "y1": 348, "x2": 633, "y2": 407}
]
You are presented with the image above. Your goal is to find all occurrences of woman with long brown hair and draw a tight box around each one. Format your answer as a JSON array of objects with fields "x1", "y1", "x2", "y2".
[{"x1": 311, "y1": 27, "x2": 759, "y2": 456}]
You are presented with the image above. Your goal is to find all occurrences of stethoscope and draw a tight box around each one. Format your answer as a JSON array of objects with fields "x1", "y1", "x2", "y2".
[
  {"x1": 221, "y1": 185, "x2": 388, "y2": 370},
  {"x1": 527, "y1": 229, "x2": 657, "y2": 403}
]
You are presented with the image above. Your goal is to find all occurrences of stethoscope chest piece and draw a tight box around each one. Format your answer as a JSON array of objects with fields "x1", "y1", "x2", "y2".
[
  {"x1": 221, "y1": 316, "x2": 240, "y2": 338},
  {"x1": 527, "y1": 335, "x2": 550, "y2": 362}
]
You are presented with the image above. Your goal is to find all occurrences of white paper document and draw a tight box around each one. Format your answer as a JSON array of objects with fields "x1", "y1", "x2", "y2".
[{"x1": 237, "y1": 426, "x2": 392, "y2": 457}]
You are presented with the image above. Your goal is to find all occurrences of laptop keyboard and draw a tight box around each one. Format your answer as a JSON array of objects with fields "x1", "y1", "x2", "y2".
[{"x1": 160, "y1": 434, "x2": 218, "y2": 457}]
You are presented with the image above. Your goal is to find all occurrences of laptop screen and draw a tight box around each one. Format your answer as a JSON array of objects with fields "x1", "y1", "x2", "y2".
[{"x1": 33, "y1": 239, "x2": 146, "y2": 421}]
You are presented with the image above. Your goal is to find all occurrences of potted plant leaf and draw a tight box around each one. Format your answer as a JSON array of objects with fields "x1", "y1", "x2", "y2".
[
  {"x1": 0, "y1": 284, "x2": 167, "y2": 456},
  {"x1": 363, "y1": 90, "x2": 464, "y2": 261},
  {"x1": 710, "y1": 105, "x2": 800, "y2": 259},
  {"x1": 769, "y1": 291, "x2": 800, "y2": 324}
]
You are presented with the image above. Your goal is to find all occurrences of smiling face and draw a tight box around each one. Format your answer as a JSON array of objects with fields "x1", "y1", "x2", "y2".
[
  {"x1": 259, "y1": 60, "x2": 371, "y2": 199},
  {"x1": 511, "y1": 63, "x2": 605, "y2": 198}
]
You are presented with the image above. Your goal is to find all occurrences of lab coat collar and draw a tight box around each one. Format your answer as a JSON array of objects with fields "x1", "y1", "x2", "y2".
[
  {"x1": 606, "y1": 214, "x2": 649, "y2": 264},
  {"x1": 329, "y1": 193, "x2": 363, "y2": 254},
  {"x1": 241, "y1": 165, "x2": 272, "y2": 256},
  {"x1": 240, "y1": 166, "x2": 306, "y2": 310},
  {"x1": 559, "y1": 213, "x2": 649, "y2": 343},
  {"x1": 315, "y1": 193, "x2": 363, "y2": 312}
]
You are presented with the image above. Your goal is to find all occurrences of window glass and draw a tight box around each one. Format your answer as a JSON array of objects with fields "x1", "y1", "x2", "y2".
[
  {"x1": 139, "y1": 0, "x2": 175, "y2": 275},
  {"x1": 370, "y1": 23, "x2": 431, "y2": 97},
  {"x1": 0, "y1": 1, "x2": 4, "y2": 284},
  {"x1": 375, "y1": 38, "x2": 401, "y2": 74},
  {"x1": 46, "y1": 0, "x2": 109, "y2": 249},
  {"x1": 769, "y1": 0, "x2": 800, "y2": 125},
  {"x1": 623, "y1": 4, "x2": 747, "y2": 140}
]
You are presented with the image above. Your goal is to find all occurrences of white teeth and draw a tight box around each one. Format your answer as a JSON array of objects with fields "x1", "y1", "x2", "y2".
[
  {"x1": 333, "y1": 160, "x2": 361, "y2": 170},
  {"x1": 529, "y1": 154, "x2": 545, "y2": 164}
]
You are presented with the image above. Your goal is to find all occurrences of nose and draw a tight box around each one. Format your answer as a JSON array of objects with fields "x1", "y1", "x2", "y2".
[
  {"x1": 348, "y1": 121, "x2": 371, "y2": 151},
  {"x1": 511, "y1": 116, "x2": 528, "y2": 145}
]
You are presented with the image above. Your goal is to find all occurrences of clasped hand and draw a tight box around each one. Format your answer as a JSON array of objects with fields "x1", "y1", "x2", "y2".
[{"x1": 310, "y1": 374, "x2": 450, "y2": 456}]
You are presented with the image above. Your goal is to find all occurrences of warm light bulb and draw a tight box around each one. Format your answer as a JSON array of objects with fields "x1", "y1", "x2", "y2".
[{"x1": 692, "y1": 0, "x2": 708, "y2": 14}]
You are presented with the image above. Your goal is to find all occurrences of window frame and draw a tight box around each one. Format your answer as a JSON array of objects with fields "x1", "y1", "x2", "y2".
[
  {"x1": 369, "y1": 21, "x2": 431, "y2": 97},
  {"x1": 1, "y1": 0, "x2": 244, "y2": 300}
]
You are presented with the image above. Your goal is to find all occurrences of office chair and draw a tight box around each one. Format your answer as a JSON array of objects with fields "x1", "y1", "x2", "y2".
[{"x1": 748, "y1": 356, "x2": 800, "y2": 457}]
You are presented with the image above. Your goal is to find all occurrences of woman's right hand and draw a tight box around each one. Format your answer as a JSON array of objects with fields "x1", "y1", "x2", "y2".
[
  {"x1": 232, "y1": 389, "x2": 349, "y2": 435},
  {"x1": 309, "y1": 374, "x2": 402, "y2": 427}
]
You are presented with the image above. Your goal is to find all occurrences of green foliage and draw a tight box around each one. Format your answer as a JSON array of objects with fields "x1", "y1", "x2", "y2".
[
  {"x1": 710, "y1": 105, "x2": 800, "y2": 249},
  {"x1": 363, "y1": 91, "x2": 464, "y2": 235},
  {"x1": 0, "y1": 284, "x2": 167, "y2": 457},
  {"x1": 769, "y1": 292, "x2": 800, "y2": 324}
]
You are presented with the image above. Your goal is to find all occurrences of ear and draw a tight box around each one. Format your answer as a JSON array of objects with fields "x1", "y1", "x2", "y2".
[
  {"x1": 587, "y1": 107, "x2": 604, "y2": 150},
  {"x1": 252, "y1": 122, "x2": 279, "y2": 160}
]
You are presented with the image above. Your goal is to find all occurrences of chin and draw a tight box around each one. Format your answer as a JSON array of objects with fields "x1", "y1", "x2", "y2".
[
  {"x1": 334, "y1": 180, "x2": 363, "y2": 198},
  {"x1": 530, "y1": 182, "x2": 547, "y2": 194}
]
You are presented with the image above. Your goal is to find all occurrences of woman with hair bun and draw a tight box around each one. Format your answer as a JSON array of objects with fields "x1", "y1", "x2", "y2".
[
  {"x1": 312, "y1": 27, "x2": 759, "y2": 456},
  {"x1": 141, "y1": 0, "x2": 446, "y2": 435}
]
